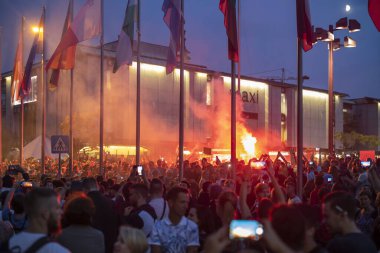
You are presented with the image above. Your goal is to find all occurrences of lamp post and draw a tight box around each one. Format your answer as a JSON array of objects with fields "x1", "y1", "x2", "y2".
[{"x1": 313, "y1": 17, "x2": 360, "y2": 156}]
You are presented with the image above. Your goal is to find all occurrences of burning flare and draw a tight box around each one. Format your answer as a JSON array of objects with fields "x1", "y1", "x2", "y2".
[{"x1": 240, "y1": 127, "x2": 257, "y2": 159}]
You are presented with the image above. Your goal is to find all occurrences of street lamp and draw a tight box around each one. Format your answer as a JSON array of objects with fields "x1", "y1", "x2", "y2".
[{"x1": 313, "y1": 17, "x2": 360, "y2": 155}]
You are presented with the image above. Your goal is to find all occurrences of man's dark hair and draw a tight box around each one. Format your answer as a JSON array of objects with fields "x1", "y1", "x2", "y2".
[
  {"x1": 11, "y1": 193, "x2": 25, "y2": 214},
  {"x1": 25, "y1": 188, "x2": 57, "y2": 217},
  {"x1": 64, "y1": 194, "x2": 95, "y2": 225},
  {"x1": 180, "y1": 180, "x2": 190, "y2": 189},
  {"x1": 96, "y1": 175, "x2": 104, "y2": 183},
  {"x1": 2, "y1": 175, "x2": 15, "y2": 188},
  {"x1": 271, "y1": 205, "x2": 306, "y2": 251},
  {"x1": 52, "y1": 180, "x2": 65, "y2": 189},
  {"x1": 295, "y1": 204, "x2": 321, "y2": 229},
  {"x1": 358, "y1": 190, "x2": 373, "y2": 200},
  {"x1": 166, "y1": 187, "x2": 188, "y2": 201},
  {"x1": 130, "y1": 183, "x2": 149, "y2": 200},
  {"x1": 323, "y1": 191, "x2": 357, "y2": 220},
  {"x1": 82, "y1": 177, "x2": 98, "y2": 191},
  {"x1": 314, "y1": 175, "x2": 324, "y2": 187},
  {"x1": 150, "y1": 178, "x2": 163, "y2": 195},
  {"x1": 201, "y1": 181, "x2": 212, "y2": 193},
  {"x1": 258, "y1": 198, "x2": 273, "y2": 220}
]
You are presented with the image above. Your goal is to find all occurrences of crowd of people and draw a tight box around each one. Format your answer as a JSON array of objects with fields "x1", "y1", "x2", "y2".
[{"x1": 0, "y1": 153, "x2": 380, "y2": 253}]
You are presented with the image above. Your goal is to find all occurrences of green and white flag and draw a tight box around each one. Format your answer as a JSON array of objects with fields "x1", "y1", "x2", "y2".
[{"x1": 113, "y1": 0, "x2": 137, "y2": 73}]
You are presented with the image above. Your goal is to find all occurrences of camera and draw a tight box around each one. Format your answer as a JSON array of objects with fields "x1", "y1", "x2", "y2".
[
  {"x1": 229, "y1": 220, "x2": 264, "y2": 240},
  {"x1": 137, "y1": 166, "x2": 143, "y2": 176}
]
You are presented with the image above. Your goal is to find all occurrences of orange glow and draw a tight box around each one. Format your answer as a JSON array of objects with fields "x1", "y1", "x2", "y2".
[
  {"x1": 239, "y1": 127, "x2": 257, "y2": 161},
  {"x1": 32, "y1": 27, "x2": 43, "y2": 33}
]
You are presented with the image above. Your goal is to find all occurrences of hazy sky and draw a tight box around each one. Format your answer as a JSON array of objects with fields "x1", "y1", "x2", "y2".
[{"x1": 1, "y1": 0, "x2": 379, "y2": 99}]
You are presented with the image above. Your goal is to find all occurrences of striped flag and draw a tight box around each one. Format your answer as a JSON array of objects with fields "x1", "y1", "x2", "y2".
[
  {"x1": 219, "y1": 0, "x2": 239, "y2": 62},
  {"x1": 11, "y1": 27, "x2": 23, "y2": 103},
  {"x1": 113, "y1": 0, "x2": 137, "y2": 73},
  {"x1": 49, "y1": 0, "x2": 76, "y2": 89},
  {"x1": 20, "y1": 8, "x2": 44, "y2": 97},
  {"x1": 162, "y1": 0, "x2": 182, "y2": 74},
  {"x1": 296, "y1": 0, "x2": 313, "y2": 52},
  {"x1": 46, "y1": 0, "x2": 101, "y2": 70},
  {"x1": 369, "y1": 0, "x2": 380, "y2": 31}
]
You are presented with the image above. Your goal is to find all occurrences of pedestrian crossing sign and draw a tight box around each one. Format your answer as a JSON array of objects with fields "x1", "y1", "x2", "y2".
[{"x1": 51, "y1": 135, "x2": 69, "y2": 154}]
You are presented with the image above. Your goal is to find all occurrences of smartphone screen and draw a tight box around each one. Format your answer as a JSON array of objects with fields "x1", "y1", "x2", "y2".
[
  {"x1": 137, "y1": 166, "x2": 143, "y2": 176},
  {"x1": 361, "y1": 161, "x2": 371, "y2": 167},
  {"x1": 229, "y1": 220, "x2": 264, "y2": 240},
  {"x1": 250, "y1": 161, "x2": 266, "y2": 169}
]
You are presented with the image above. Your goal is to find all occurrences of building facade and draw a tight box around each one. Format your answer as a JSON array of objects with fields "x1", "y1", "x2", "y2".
[{"x1": 1, "y1": 42, "x2": 348, "y2": 160}]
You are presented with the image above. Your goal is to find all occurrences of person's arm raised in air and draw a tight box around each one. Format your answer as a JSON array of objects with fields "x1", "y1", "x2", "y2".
[
  {"x1": 265, "y1": 158, "x2": 286, "y2": 204},
  {"x1": 239, "y1": 180, "x2": 252, "y2": 219}
]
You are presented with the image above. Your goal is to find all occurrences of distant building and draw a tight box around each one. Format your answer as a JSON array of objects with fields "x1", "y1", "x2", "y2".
[
  {"x1": 1, "y1": 41, "x2": 349, "y2": 161},
  {"x1": 343, "y1": 97, "x2": 380, "y2": 152}
]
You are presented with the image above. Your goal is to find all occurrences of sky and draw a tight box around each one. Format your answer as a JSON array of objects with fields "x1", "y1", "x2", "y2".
[{"x1": 0, "y1": 0, "x2": 379, "y2": 99}]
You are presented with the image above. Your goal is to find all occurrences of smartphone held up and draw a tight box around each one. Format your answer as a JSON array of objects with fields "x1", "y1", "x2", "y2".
[{"x1": 229, "y1": 220, "x2": 264, "y2": 241}]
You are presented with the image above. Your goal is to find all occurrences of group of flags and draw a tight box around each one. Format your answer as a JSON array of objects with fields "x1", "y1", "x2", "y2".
[{"x1": 10, "y1": 0, "x2": 380, "y2": 102}]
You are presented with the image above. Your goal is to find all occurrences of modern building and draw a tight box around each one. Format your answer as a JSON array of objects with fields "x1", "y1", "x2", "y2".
[{"x1": 1, "y1": 41, "x2": 348, "y2": 161}]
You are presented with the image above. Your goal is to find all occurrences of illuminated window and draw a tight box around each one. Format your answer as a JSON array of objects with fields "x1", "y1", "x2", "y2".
[
  {"x1": 24, "y1": 76, "x2": 38, "y2": 104},
  {"x1": 12, "y1": 75, "x2": 38, "y2": 105},
  {"x1": 281, "y1": 93, "x2": 287, "y2": 143},
  {"x1": 206, "y1": 80, "x2": 212, "y2": 106}
]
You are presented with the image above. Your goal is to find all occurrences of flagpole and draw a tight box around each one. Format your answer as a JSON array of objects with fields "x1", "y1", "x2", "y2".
[
  {"x1": 231, "y1": 60, "x2": 237, "y2": 183},
  {"x1": 41, "y1": 6, "x2": 46, "y2": 174},
  {"x1": 69, "y1": 0, "x2": 74, "y2": 176},
  {"x1": 99, "y1": 0, "x2": 105, "y2": 176},
  {"x1": 20, "y1": 17, "x2": 25, "y2": 166},
  {"x1": 237, "y1": 0, "x2": 241, "y2": 93},
  {"x1": 296, "y1": 37, "x2": 304, "y2": 197},
  {"x1": 136, "y1": 0, "x2": 141, "y2": 165},
  {"x1": 0, "y1": 26, "x2": 2, "y2": 163},
  {"x1": 178, "y1": 0, "x2": 185, "y2": 182}
]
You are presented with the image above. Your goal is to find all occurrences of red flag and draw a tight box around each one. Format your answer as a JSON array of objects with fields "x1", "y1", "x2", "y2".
[
  {"x1": 219, "y1": 0, "x2": 239, "y2": 62},
  {"x1": 11, "y1": 26, "x2": 23, "y2": 103},
  {"x1": 46, "y1": 0, "x2": 101, "y2": 70},
  {"x1": 369, "y1": 0, "x2": 380, "y2": 31},
  {"x1": 49, "y1": 0, "x2": 76, "y2": 88},
  {"x1": 296, "y1": 0, "x2": 313, "y2": 52}
]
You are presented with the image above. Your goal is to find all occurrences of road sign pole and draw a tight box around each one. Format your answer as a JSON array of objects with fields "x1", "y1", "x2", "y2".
[{"x1": 58, "y1": 152, "x2": 61, "y2": 178}]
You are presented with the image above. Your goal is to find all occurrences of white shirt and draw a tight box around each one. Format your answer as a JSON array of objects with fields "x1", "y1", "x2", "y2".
[
  {"x1": 9, "y1": 232, "x2": 70, "y2": 253},
  {"x1": 149, "y1": 216, "x2": 199, "y2": 253},
  {"x1": 149, "y1": 198, "x2": 169, "y2": 220}
]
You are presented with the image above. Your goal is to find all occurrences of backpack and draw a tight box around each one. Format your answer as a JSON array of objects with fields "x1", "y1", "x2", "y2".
[{"x1": 1, "y1": 236, "x2": 50, "y2": 253}]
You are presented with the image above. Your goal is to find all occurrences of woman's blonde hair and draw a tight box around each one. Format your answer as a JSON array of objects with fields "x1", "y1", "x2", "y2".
[{"x1": 118, "y1": 226, "x2": 148, "y2": 253}]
